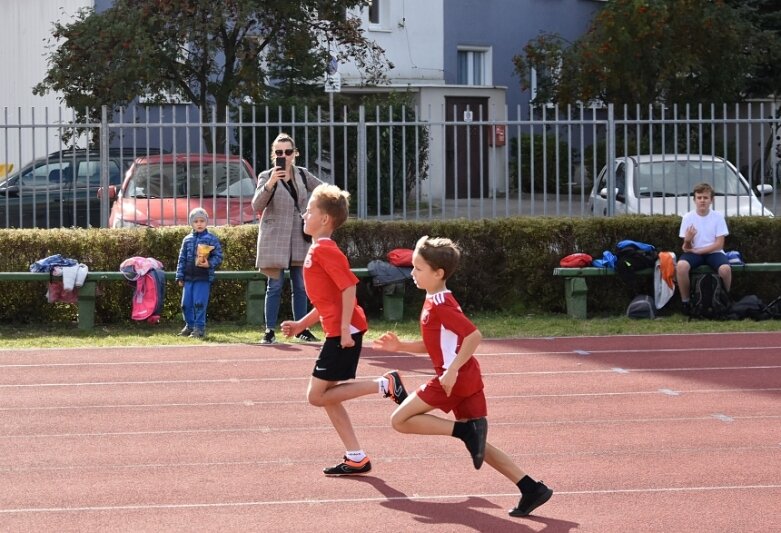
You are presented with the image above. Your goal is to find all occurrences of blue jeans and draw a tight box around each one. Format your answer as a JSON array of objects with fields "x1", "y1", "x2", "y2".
[{"x1": 265, "y1": 266, "x2": 308, "y2": 329}]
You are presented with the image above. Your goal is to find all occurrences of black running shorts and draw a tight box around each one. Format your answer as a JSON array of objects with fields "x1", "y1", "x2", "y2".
[{"x1": 311, "y1": 332, "x2": 364, "y2": 381}]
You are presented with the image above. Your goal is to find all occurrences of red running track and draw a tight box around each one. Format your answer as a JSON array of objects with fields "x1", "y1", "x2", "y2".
[{"x1": 0, "y1": 332, "x2": 780, "y2": 532}]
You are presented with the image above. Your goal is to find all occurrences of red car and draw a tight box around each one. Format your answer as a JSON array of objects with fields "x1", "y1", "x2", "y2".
[{"x1": 105, "y1": 153, "x2": 258, "y2": 228}]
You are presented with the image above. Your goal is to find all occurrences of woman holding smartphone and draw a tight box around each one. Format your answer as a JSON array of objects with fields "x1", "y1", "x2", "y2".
[{"x1": 252, "y1": 132, "x2": 322, "y2": 344}]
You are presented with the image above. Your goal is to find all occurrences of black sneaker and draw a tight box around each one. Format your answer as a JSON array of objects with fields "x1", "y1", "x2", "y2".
[
  {"x1": 178, "y1": 326, "x2": 193, "y2": 337},
  {"x1": 383, "y1": 370, "x2": 408, "y2": 405},
  {"x1": 463, "y1": 417, "x2": 488, "y2": 470},
  {"x1": 189, "y1": 329, "x2": 204, "y2": 339},
  {"x1": 681, "y1": 301, "x2": 691, "y2": 316},
  {"x1": 509, "y1": 481, "x2": 553, "y2": 517},
  {"x1": 260, "y1": 329, "x2": 276, "y2": 344},
  {"x1": 296, "y1": 329, "x2": 319, "y2": 342},
  {"x1": 323, "y1": 456, "x2": 372, "y2": 476}
]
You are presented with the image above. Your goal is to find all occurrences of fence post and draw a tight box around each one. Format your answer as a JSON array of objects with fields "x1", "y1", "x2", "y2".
[
  {"x1": 99, "y1": 105, "x2": 110, "y2": 228},
  {"x1": 357, "y1": 105, "x2": 367, "y2": 218},
  {"x1": 606, "y1": 103, "x2": 616, "y2": 217}
]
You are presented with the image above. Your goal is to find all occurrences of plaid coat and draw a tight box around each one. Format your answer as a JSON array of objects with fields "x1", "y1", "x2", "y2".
[{"x1": 252, "y1": 165, "x2": 322, "y2": 278}]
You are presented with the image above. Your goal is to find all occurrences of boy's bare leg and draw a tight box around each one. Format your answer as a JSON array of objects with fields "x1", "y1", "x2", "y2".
[
  {"x1": 307, "y1": 378, "x2": 377, "y2": 453},
  {"x1": 323, "y1": 402, "x2": 361, "y2": 451},
  {"x1": 390, "y1": 393, "x2": 455, "y2": 435},
  {"x1": 484, "y1": 442, "x2": 524, "y2": 483},
  {"x1": 307, "y1": 377, "x2": 376, "y2": 407}
]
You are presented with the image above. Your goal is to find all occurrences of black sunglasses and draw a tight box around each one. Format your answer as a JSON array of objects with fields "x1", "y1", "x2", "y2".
[{"x1": 274, "y1": 149, "x2": 295, "y2": 156}]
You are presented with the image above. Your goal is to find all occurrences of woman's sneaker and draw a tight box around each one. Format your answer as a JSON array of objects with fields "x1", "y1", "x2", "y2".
[
  {"x1": 260, "y1": 329, "x2": 276, "y2": 344},
  {"x1": 295, "y1": 329, "x2": 319, "y2": 342},
  {"x1": 189, "y1": 329, "x2": 204, "y2": 338},
  {"x1": 178, "y1": 326, "x2": 193, "y2": 337},
  {"x1": 323, "y1": 456, "x2": 372, "y2": 476}
]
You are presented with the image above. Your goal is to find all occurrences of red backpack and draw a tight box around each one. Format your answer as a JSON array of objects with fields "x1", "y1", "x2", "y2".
[
  {"x1": 387, "y1": 248, "x2": 414, "y2": 267},
  {"x1": 559, "y1": 253, "x2": 593, "y2": 268}
]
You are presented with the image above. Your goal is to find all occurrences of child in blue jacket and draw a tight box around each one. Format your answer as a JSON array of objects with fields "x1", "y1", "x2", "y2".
[{"x1": 176, "y1": 207, "x2": 223, "y2": 338}]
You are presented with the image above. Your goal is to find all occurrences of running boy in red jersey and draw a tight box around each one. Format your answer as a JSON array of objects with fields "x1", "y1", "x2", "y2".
[
  {"x1": 373, "y1": 236, "x2": 553, "y2": 517},
  {"x1": 280, "y1": 183, "x2": 406, "y2": 476}
]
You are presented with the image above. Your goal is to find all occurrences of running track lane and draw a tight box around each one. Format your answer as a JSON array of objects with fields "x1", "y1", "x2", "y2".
[{"x1": 0, "y1": 332, "x2": 779, "y2": 532}]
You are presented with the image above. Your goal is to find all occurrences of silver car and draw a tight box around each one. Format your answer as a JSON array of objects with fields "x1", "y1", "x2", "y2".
[{"x1": 588, "y1": 155, "x2": 774, "y2": 217}]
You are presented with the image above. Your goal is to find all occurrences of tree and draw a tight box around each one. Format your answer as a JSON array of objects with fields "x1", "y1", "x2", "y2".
[
  {"x1": 512, "y1": 0, "x2": 777, "y2": 108},
  {"x1": 724, "y1": 0, "x2": 781, "y2": 99},
  {"x1": 33, "y1": 0, "x2": 391, "y2": 150}
]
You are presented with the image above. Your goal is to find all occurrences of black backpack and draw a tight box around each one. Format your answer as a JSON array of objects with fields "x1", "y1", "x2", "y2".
[
  {"x1": 726, "y1": 294, "x2": 765, "y2": 321},
  {"x1": 626, "y1": 294, "x2": 655, "y2": 319},
  {"x1": 759, "y1": 296, "x2": 781, "y2": 320},
  {"x1": 615, "y1": 245, "x2": 658, "y2": 291},
  {"x1": 689, "y1": 273, "x2": 731, "y2": 319}
]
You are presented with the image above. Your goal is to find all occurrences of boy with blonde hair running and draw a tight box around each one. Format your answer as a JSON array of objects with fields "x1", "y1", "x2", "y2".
[{"x1": 281, "y1": 184, "x2": 406, "y2": 475}]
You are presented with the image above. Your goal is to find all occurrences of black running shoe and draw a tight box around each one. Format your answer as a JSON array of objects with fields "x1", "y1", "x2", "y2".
[
  {"x1": 260, "y1": 329, "x2": 276, "y2": 345},
  {"x1": 189, "y1": 329, "x2": 204, "y2": 339},
  {"x1": 323, "y1": 456, "x2": 372, "y2": 476},
  {"x1": 382, "y1": 370, "x2": 408, "y2": 405},
  {"x1": 509, "y1": 481, "x2": 553, "y2": 517},
  {"x1": 463, "y1": 417, "x2": 488, "y2": 469},
  {"x1": 296, "y1": 329, "x2": 319, "y2": 342},
  {"x1": 178, "y1": 326, "x2": 193, "y2": 337}
]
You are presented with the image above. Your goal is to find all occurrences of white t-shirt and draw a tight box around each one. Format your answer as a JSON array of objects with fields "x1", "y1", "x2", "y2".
[{"x1": 678, "y1": 209, "x2": 728, "y2": 252}]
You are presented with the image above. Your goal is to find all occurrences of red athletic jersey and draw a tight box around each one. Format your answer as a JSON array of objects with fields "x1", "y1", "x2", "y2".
[
  {"x1": 303, "y1": 238, "x2": 367, "y2": 337},
  {"x1": 420, "y1": 290, "x2": 483, "y2": 396}
]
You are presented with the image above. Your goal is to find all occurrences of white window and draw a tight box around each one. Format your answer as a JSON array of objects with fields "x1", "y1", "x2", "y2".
[
  {"x1": 369, "y1": 0, "x2": 380, "y2": 24},
  {"x1": 366, "y1": 0, "x2": 389, "y2": 30},
  {"x1": 457, "y1": 48, "x2": 492, "y2": 86}
]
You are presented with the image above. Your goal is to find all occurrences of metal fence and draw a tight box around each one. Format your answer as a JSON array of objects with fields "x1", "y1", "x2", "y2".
[{"x1": 1, "y1": 102, "x2": 779, "y2": 229}]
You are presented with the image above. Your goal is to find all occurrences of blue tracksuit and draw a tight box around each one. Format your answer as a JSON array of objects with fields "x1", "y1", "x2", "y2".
[{"x1": 176, "y1": 229, "x2": 223, "y2": 330}]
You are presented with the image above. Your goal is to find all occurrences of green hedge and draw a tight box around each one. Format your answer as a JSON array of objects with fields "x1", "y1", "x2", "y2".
[{"x1": 2, "y1": 216, "x2": 780, "y2": 324}]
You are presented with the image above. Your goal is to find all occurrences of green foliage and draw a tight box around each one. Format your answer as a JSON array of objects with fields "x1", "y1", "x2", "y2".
[
  {"x1": 3, "y1": 216, "x2": 781, "y2": 324},
  {"x1": 513, "y1": 0, "x2": 777, "y2": 106},
  {"x1": 508, "y1": 132, "x2": 577, "y2": 193},
  {"x1": 34, "y1": 0, "x2": 389, "y2": 149},
  {"x1": 239, "y1": 92, "x2": 429, "y2": 214}
]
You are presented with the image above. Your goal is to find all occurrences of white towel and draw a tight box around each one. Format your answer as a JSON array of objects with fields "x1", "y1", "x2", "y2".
[
  {"x1": 61, "y1": 264, "x2": 79, "y2": 291},
  {"x1": 75, "y1": 263, "x2": 89, "y2": 288}
]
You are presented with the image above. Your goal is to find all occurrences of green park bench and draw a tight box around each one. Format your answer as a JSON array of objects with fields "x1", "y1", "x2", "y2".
[
  {"x1": 0, "y1": 267, "x2": 405, "y2": 330},
  {"x1": 553, "y1": 263, "x2": 781, "y2": 319}
]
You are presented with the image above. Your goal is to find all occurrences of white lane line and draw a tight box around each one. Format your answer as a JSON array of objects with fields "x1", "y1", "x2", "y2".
[
  {"x1": 1, "y1": 386, "x2": 778, "y2": 412},
  {"x1": 475, "y1": 345, "x2": 781, "y2": 357},
  {"x1": 2, "y1": 414, "x2": 779, "y2": 440},
  {"x1": 658, "y1": 388, "x2": 681, "y2": 396},
  {"x1": 4, "y1": 444, "x2": 778, "y2": 474},
  {"x1": 2, "y1": 343, "x2": 780, "y2": 367},
  {"x1": 711, "y1": 413, "x2": 735, "y2": 423},
  {"x1": 4, "y1": 364, "x2": 778, "y2": 390},
  {"x1": 1, "y1": 484, "x2": 779, "y2": 514}
]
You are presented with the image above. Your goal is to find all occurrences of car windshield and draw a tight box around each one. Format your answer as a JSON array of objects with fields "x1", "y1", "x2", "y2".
[
  {"x1": 126, "y1": 160, "x2": 255, "y2": 198},
  {"x1": 634, "y1": 160, "x2": 748, "y2": 197}
]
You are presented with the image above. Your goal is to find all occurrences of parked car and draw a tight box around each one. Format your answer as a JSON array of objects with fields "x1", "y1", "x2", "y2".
[
  {"x1": 0, "y1": 147, "x2": 164, "y2": 228},
  {"x1": 106, "y1": 153, "x2": 258, "y2": 228},
  {"x1": 588, "y1": 155, "x2": 774, "y2": 217}
]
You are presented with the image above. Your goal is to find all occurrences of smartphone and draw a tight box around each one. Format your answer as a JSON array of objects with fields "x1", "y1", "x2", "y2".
[{"x1": 275, "y1": 156, "x2": 286, "y2": 170}]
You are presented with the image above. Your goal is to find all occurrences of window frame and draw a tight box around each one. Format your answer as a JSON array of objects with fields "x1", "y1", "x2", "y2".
[{"x1": 456, "y1": 47, "x2": 492, "y2": 86}]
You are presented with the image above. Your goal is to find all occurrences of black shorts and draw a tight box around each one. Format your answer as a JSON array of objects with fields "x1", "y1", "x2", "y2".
[{"x1": 311, "y1": 332, "x2": 364, "y2": 381}]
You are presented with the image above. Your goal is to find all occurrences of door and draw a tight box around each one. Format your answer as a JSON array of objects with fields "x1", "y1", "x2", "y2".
[{"x1": 445, "y1": 97, "x2": 489, "y2": 199}]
